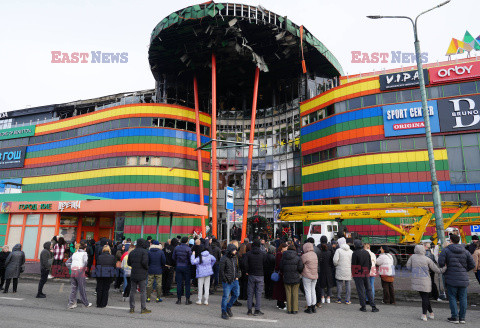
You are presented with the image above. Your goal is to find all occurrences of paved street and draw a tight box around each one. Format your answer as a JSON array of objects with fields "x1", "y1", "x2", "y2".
[{"x1": 0, "y1": 279, "x2": 479, "y2": 327}]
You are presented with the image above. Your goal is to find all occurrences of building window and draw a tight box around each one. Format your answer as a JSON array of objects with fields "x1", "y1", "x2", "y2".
[{"x1": 446, "y1": 133, "x2": 480, "y2": 184}]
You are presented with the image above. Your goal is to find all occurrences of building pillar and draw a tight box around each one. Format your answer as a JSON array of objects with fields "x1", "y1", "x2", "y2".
[
  {"x1": 194, "y1": 76, "x2": 207, "y2": 237},
  {"x1": 241, "y1": 67, "x2": 260, "y2": 242},
  {"x1": 211, "y1": 53, "x2": 218, "y2": 237}
]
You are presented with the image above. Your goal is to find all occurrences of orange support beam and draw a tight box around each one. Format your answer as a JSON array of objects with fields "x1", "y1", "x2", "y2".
[
  {"x1": 241, "y1": 67, "x2": 260, "y2": 243},
  {"x1": 194, "y1": 76, "x2": 206, "y2": 238},
  {"x1": 211, "y1": 53, "x2": 218, "y2": 238}
]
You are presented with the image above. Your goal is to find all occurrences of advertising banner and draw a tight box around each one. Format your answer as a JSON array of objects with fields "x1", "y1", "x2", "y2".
[
  {"x1": 225, "y1": 186, "x2": 234, "y2": 210},
  {"x1": 438, "y1": 95, "x2": 480, "y2": 132},
  {"x1": 382, "y1": 100, "x2": 439, "y2": 137},
  {"x1": 429, "y1": 61, "x2": 480, "y2": 84},
  {"x1": 0, "y1": 125, "x2": 35, "y2": 141},
  {"x1": 379, "y1": 69, "x2": 429, "y2": 91},
  {"x1": 0, "y1": 146, "x2": 27, "y2": 169}
]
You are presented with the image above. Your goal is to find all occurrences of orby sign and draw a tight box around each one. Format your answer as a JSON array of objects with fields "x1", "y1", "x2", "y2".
[{"x1": 429, "y1": 61, "x2": 480, "y2": 84}]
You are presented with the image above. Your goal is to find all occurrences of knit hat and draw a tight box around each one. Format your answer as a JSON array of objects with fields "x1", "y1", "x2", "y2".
[
  {"x1": 152, "y1": 240, "x2": 160, "y2": 245},
  {"x1": 472, "y1": 235, "x2": 479, "y2": 241}
]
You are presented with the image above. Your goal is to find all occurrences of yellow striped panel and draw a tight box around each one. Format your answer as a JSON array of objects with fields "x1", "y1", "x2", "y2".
[
  {"x1": 302, "y1": 149, "x2": 448, "y2": 176},
  {"x1": 300, "y1": 79, "x2": 380, "y2": 114},
  {"x1": 22, "y1": 167, "x2": 211, "y2": 185},
  {"x1": 36, "y1": 104, "x2": 211, "y2": 134}
]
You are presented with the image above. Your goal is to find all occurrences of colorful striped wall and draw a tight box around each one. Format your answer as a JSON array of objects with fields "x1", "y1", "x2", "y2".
[
  {"x1": 19, "y1": 103, "x2": 211, "y2": 204},
  {"x1": 300, "y1": 77, "x2": 480, "y2": 241}
]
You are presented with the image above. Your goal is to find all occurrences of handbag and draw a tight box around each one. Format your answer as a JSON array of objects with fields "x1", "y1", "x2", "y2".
[
  {"x1": 20, "y1": 265, "x2": 25, "y2": 273},
  {"x1": 271, "y1": 271, "x2": 280, "y2": 282},
  {"x1": 380, "y1": 275, "x2": 394, "y2": 283}
]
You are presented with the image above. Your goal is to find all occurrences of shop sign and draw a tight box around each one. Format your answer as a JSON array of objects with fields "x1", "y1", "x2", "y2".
[
  {"x1": 379, "y1": 69, "x2": 429, "y2": 91},
  {"x1": 438, "y1": 95, "x2": 480, "y2": 132},
  {"x1": 19, "y1": 203, "x2": 52, "y2": 210},
  {"x1": 0, "y1": 125, "x2": 36, "y2": 141},
  {"x1": 0, "y1": 146, "x2": 26, "y2": 169},
  {"x1": 429, "y1": 61, "x2": 480, "y2": 84},
  {"x1": 382, "y1": 100, "x2": 440, "y2": 137},
  {"x1": 58, "y1": 201, "x2": 81, "y2": 211}
]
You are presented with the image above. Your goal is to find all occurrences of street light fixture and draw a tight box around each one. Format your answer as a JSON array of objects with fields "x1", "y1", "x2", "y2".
[{"x1": 367, "y1": 0, "x2": 451, "y2": 246}]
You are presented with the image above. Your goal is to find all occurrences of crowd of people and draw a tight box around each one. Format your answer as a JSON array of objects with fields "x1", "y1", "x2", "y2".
[{"x1": 0, "y1": 232, "x2": 478, "y2": 323}]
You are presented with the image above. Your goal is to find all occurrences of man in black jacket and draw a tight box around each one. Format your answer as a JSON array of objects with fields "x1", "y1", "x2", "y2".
[
  {"x1": 127, "y1": 238, "x2": 151, "y2": 314},
  {"x1": 351, "y1": 239, "x2": 379, "y2": 313},
  {"x1": 162, "y1": 238, "x2": 176, "y2": 296},
  {"x1": 36, "y1": 242, "x2": 53, "y2": 298},
  {"x1": 244, "y1": 240, "x2": 267, "y2": 316},
  {"x1": 219, "y1": 244, "x2": 240, "y2": 320},
  {"x1": 210, "y1": 238, "x2": 222, "y2": 293}
]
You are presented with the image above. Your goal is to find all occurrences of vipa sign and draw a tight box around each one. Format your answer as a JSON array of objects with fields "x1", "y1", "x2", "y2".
[
  {"x1": 382, "y1": 101, "x2": 440, "y2": 137},
  {"x1": 0, "y1": 146, "x2": 26, "y2": 169}
]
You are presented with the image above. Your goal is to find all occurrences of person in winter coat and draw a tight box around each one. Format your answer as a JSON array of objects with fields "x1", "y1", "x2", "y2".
[
  {"x1": 424, "y1": 241, "x2": 439, "y2": 300},
  {"x1": 95, "y1": 245, "x2": 116, "y2": 308},
  {"x1": 209, "y1": 238, "x2": 222, "y2": 293},
  {"x1": 4, "y1": 244, "x2": 25, "y2": 293},
  {"x1": 86, "y1": 239, "x2": 95, "y2": 278},
  {"x1": 466, "y1": 235, "x2": 478, "y2": 255},
  {"x1": 351, "y1": 239, "x2": 379, "y2": 313},
  {"x1": 406, "y1": 244, "x2": 446, "y2": 321},
  {"x1": 280, "y1": 244, "x2": 304, "y2": 314},
  {"x1": 121, "y1": 245, "x2": 134, "y2": 301},
  {"x1": 244, "y1": 240, "x2": 267, "y2": 316},
  {"x1": 127, "y1": 238, "x2": 151, "y2": 314},
  {"x1": 0, "y1": 246, "x2": 10, "y2": 290},
  {"x1": 191, "y1": 245, "x2": 216, "y2": 305},
  {"x1": 219, "y1": 244, "x2": 240, "y2": 320},
  {"x1": 302, "y1": 242, "x2": 318, "y2": 314},
  {"x1": 147, "y1": 240, "x2": 166, "y2": 303},
  {"x1": 113, "y1": 243, "x2": 125, "y2": 290},
  {"x1": 333, "y1": 241, "x2": 353, "y2": 304},
  {"x1": 273, "y1": 243, "x2": 288, "y2": 310},
  {"x1": 263, "y1": 245, "x2": 276, "y2": 300},
  {"x1": 52, "y1": 237, "x2": 66, "y2": 278},
  {"x1": 67, "y1": 243, "x2": 91, "y2": 309},
  {"x1": 364, "y1": 244, "x2": 377, "y2": 305},
  {"x1": 472, "y1": 243, "x2": 480, "y2": 285},
  {"x1": 37, "y1": 242, "x2": 53, "y2": 298},
  {"x1": 162, "y1": 238, "x2": 177, "y2": 296},
  {"x1": 376, "y1": 245, "x2": 395, "y2": 305},
  {"x1": 318, "y1": 236, "x2": 334, "y2": 304},
  {"x1": 172, "y1": 236, "x2": 193, "y2": 305},
  {"x1": 438, "y1": 234, "x2": 475, "y2": 324}
]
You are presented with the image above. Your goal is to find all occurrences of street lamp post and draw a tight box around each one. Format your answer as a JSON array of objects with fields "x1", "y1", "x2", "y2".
[{"x1": 367, "y1": 0, "x2": 451, "y2": 246}]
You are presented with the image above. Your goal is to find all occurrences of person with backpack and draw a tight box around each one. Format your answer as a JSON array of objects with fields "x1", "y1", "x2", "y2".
[
  {"x1": 95, "y1": 245, "x2": 116, "y2": 308},
  {"x1": 66, "y1": 243, "x2": 91, "y2": 309},
  {"x1": 244, "y1": 239, "x2": 267, "y2": 316},
  {"x1": 121, "y1": 245, "x2": 134, "y2": 301},
  {"x1": 127, "y1": 239, "x2": 151, "y2": 314},
  {"x1": 191, "y1": 245, "x2": 216, "y2": 305},
  {"x1": 4, "y1": 244, "x2": 25, "y2": 294},
  {"x1": 173, "y1": 236, "x2": 193, "y2": 305},
  {"x1": 351, "y1": 239, "x2": 379, "y2": 313}
]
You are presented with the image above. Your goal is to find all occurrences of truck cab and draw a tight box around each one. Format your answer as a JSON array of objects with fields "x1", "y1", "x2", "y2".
[{"x1": 307, "y1": 221, "x2": 338, "y2": 245}]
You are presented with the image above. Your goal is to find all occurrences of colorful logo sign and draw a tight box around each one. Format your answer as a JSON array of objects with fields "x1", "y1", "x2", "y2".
[
  {"x1": 429, "y1": 61, "x2": 480, "y2": 84},
  {"x1": 382, "y1": 100, "x2": 439, "y2": 137},
  {"x1": 0, "y1": 125, "x2": 36, "y2": 141},
  {"x1": 445, "y1": 31, "x2": 480, "y2": 57},
  {"x1": 379, "y1": 69, "x2": 429, "y2": 91},
  {"x1": 437, "y1": 96, "x2": 480, "y2": 132},
  {"x1": 0, "y1": 146, "x2": 26, "y2": 169}
]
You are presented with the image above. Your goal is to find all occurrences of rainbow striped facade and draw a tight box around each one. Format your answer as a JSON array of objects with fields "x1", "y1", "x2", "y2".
[
  {"x1": 300, "y1": 63, "x2": 480, "y2": 240},
  {"x1": 2, "y1": 103, "x2": 211, "y2": 239}
]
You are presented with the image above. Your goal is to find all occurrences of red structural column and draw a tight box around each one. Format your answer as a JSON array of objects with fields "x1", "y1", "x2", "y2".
[
  {"x1": 241, "y1": 67, "x2": 260, "y2": 243},
  {"x1": 194, "y1": 76, "x2": 206, "y2": 238},
  {"x1": 211, "y1": 54, "x2": 218, "y2": 238}
]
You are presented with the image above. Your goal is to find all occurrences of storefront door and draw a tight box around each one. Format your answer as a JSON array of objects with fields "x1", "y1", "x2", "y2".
[{"x1": 80, "y1": 217, "x2": 97, "y2": 242}]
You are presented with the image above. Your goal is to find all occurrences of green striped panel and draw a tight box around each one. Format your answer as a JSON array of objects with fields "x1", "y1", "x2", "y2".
[
  {"x1": 301, "y1": 117, "x2": 383, "y2": 144},
  {"x1": 22, "y1": 175, "x2": 211, "y2": 192},
  {"x1": 302, "y1": 160, "x2": 449, "y2": 183},
  {"x1": 26, "y1": 135, "x2": 202, "y2": 159}
]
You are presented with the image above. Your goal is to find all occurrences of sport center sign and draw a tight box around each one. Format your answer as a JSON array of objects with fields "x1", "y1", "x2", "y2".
[
  {"x1": 382, "y1": 100, "x2": 439, "y2": 137},
  {"x1": 429, "y1": 61, "x2": 480, "y2": 84},
  {"x1": 379, "y1": 69, "x2": 429, "y2": 91},
  {"x1": 437, "y1": 95, "x2": 480, "y2": 132}
]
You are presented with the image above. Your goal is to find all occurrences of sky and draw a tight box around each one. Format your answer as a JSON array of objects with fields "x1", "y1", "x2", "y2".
[{"x1": 0, "y1": 0, "x2": 479, "y2": 112}]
